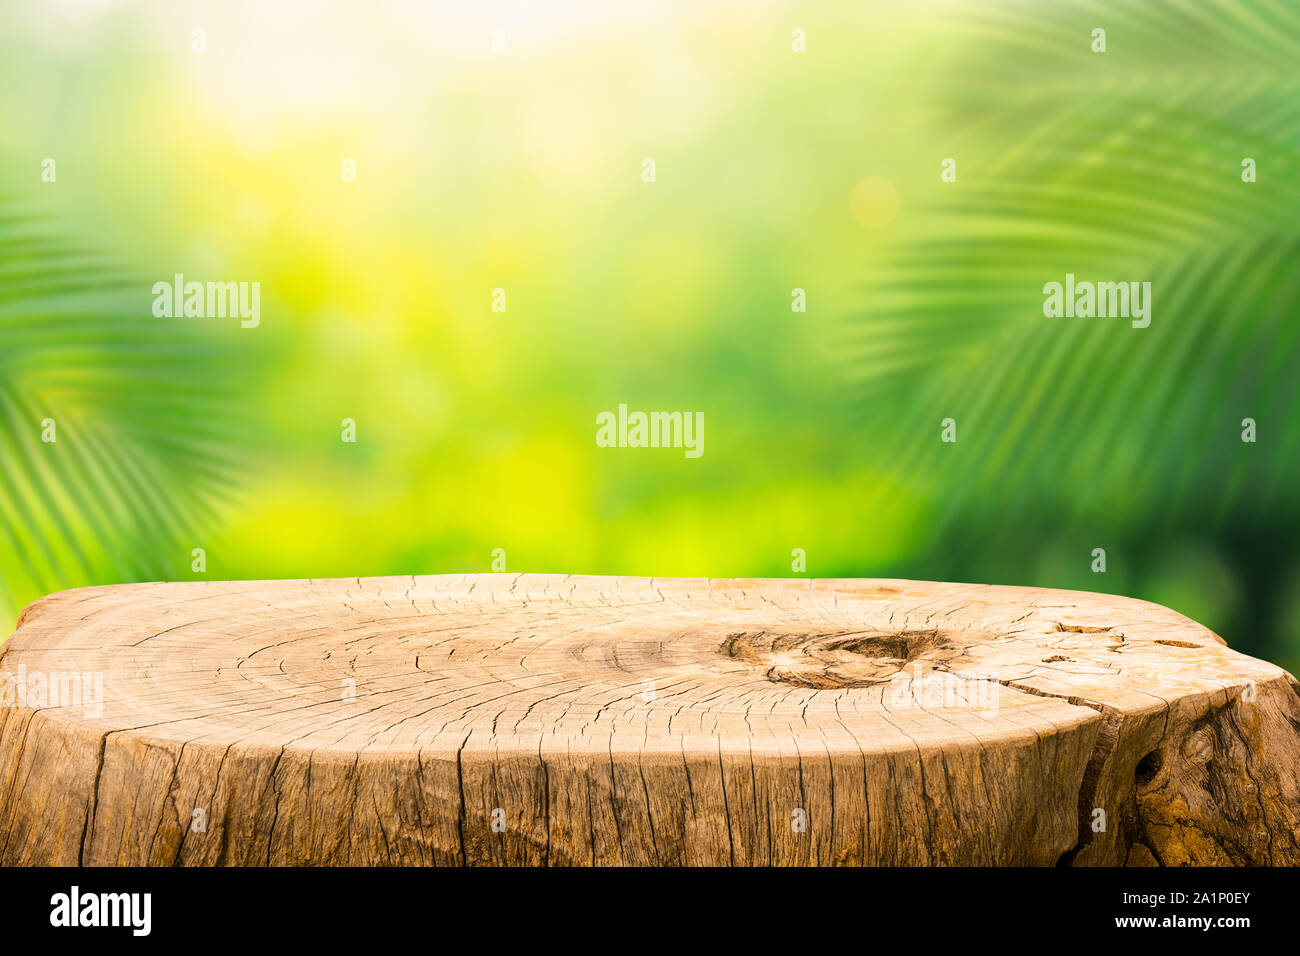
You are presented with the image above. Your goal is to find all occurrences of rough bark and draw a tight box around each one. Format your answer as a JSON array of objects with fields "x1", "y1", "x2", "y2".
[{"x1": 1, "y1": 575, "x2": 1296, "y2": 866}]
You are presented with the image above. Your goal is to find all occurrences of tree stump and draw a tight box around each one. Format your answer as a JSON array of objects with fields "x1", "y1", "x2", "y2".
[{"x1": 1, "y1": 575, "x2": 1297, "y2": 866}]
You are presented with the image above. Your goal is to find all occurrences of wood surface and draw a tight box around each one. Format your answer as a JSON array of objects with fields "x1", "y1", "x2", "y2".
[{"x1": 1, "y1": 575, "x2": 1297, "y2": 866}]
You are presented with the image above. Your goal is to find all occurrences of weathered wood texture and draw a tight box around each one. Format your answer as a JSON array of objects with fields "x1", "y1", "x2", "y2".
[{"x1": 1, "y1": 575, "x2": 1296, "y2": 866}]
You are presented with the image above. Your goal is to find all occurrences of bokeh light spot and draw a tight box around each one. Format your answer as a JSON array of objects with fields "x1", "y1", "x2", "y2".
[{"x1": 851, "y1": 176, "x2": 900, "y2": 228}]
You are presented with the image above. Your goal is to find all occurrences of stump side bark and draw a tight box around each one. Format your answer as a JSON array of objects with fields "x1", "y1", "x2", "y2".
[{"x1": 1, "y1": 575, "x2": 1296, "y2": 866}]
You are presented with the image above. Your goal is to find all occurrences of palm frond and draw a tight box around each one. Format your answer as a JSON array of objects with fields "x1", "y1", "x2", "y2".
[
  {"x1": 841, "y1": 0, "x2": 1300, "y2": 539},
  {"x1": 0, "y1": 200, "x2": 245, "y2": 622}
]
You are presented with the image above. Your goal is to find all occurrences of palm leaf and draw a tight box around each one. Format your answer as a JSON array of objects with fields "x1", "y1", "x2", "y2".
[
  {"x1": 0, "y1": 198, "x2": 245, "y2": 624},
  {"x1": 841, "y1": 0, "x2": 1300, "y2": 546}
]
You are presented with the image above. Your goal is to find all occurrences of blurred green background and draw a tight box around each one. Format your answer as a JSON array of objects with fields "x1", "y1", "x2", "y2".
[{"x1": 2, "y1": 0, "x2": 1297, "y2": 673}]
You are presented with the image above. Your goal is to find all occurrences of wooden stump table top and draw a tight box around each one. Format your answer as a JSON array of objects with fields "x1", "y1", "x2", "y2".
[{"x1": 2, "y1": 575, "x2": 1297, "y2": 866}]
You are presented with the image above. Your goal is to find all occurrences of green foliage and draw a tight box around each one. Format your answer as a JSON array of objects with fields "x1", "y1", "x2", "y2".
[
  {"x1": 842, "y1": 1, "x2": 1300, "y2": 666},
  {"x1": 0, "y1": 202, "x2": 241, "y2": 615},
  {"x1": 1, "y1": 1, "x2": 1296, "y2": 675}
]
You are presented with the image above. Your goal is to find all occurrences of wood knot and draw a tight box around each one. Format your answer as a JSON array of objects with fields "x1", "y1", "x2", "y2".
[{"x1": 720, "y1": 628, "x2": 953, "y2": 688}]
